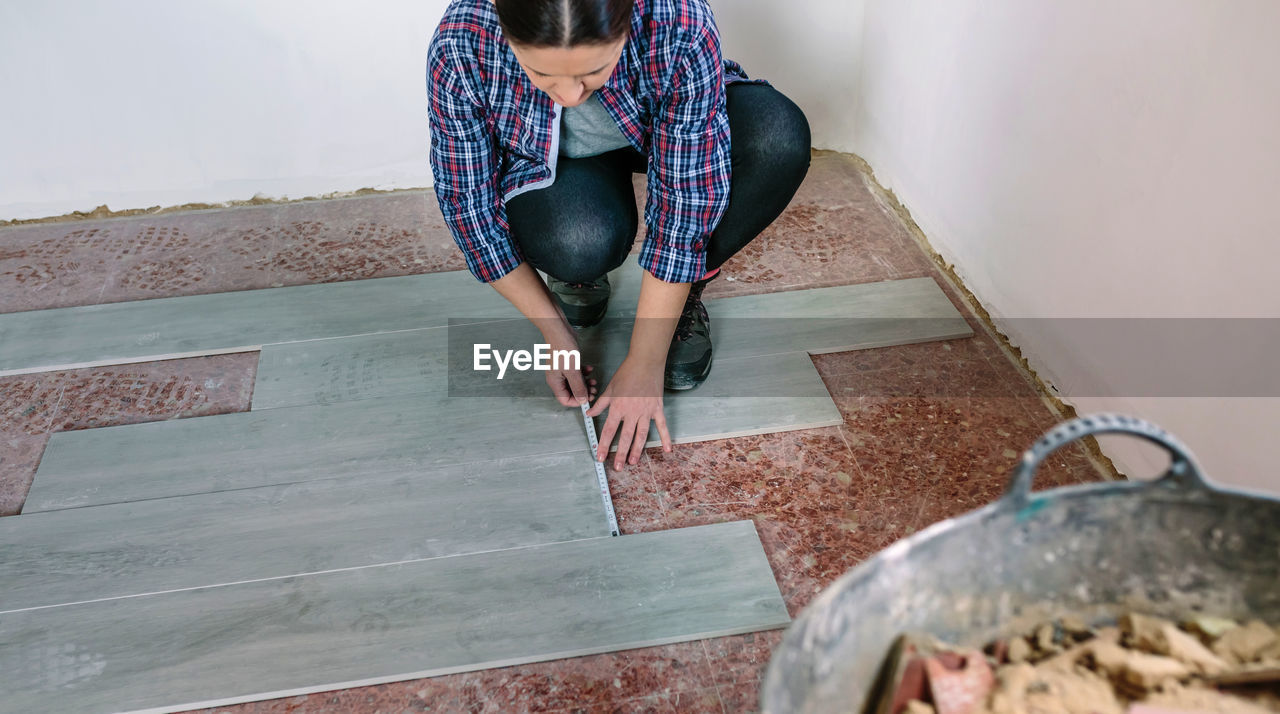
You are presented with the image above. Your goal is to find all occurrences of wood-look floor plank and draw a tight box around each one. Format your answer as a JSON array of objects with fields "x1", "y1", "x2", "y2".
[
  {"x1": 0, "y1": 260, "x2": 646, "y2": 377},
  {"x1": 30, "y1": 351, "x2": 837, "y2": 513},
  {"x1": 253, "y1": 276, "x2": 970, "y2": 409},
  {"x1": 536, "y1": 276, "x2": 970, "y2": 366},
  {"x1": 254, "y1": 322, "x2": 839, "y2": 429},
  {"x1": 26, "y1": 275, "x2": 962, "y2": 510},
  {"x1": 637, "y1": 351, "x2": 841, "y2": 448},
  {"x1": 254, "y1": 325, "x2": 451, "y2": 408},
  {"x1": 1, "y1": 451, "x2": 608, "y2": 613},
  {"x1": 0, "y1": 521, "x2": 788, "y2": 714},
  {"x1": 0, "y1": 271, "x2": 490, "y2": 375},
  {"x1": 23, "y1": 392, "x2": 585, "y2": 512}
]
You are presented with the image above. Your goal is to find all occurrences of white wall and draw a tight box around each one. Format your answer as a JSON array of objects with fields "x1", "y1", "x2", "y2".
[
  {"x1": 0, "y1": 0, "x2": 862, "y2": 221},
  {"x1": 714, "y1": 0, "x2": 864, "y2": 153},
  {"x1": 853, "y1": 0, "x2": 1280, "y2": 493},
  {"x1": 0, "y1": 0, "x2": 449, "y2": 220}
]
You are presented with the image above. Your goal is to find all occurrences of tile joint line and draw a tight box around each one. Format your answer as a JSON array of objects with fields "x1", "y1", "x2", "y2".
[{"x1": 0, "y1": 535, "x2": 613, "y2": 616}]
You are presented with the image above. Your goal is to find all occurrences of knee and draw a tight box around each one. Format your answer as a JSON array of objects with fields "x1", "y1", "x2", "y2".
[
  {"x1": 552, "y1": 240, "x2": 626, "y2": 283},
  {"x1": 528, "y1": 214, "x2": 634, "y2": 283},
  {"x1": 730, "y1": 86, "x2": 812, "y2": 179}
]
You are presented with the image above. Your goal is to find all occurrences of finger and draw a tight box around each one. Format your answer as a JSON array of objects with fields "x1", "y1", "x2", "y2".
[
  {"x1": 654, "y1": 412, "x2": 673, "y2": 453},
  {"x1": 565, "y1": 369, "x2": 590, "y2": 406},
  {"x1": 613, "y1": 417, "x2": 636, "y2": 470},
  {"x1": 628, "y1": 417, "x2": 649, "y2": 465},
  {"x1": 586, "y1": 392, "x2": 611, "y2": 418},
  {"x1": 597, "y1": 411, "x2": 620, "y2": 462}
]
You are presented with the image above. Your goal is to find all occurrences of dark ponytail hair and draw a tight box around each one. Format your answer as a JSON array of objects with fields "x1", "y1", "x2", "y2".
[{"x1": 495, "y1": 0, "x2": 634, "y2": 47}]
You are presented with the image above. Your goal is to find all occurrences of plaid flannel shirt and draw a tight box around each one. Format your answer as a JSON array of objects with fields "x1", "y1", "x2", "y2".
[{"x1": 427, "y1": 0, "x2": 754, "y2": 284}]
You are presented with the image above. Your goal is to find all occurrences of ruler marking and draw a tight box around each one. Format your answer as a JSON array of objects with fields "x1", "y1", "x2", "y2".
[{"x1": 580, "y1": 403, "x2": 620, "y2": 537}]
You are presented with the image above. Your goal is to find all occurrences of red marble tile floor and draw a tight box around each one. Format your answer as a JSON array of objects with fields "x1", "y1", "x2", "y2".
[{"x1": 0, "y1": 153, "x2": 1108, "y2": 713}]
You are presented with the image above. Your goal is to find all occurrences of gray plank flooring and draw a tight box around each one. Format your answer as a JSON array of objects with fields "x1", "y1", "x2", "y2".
[
  {"x1": 1, "y1": 452, "x2": 608, "y2": 613},
  {"x1": 710, "y1": 277, "x2": 971, "y2": 356},
  {"x1": 28, "y1": 351, "x2": 839, "y2": 512},
  {"x1": 0, "y1": 271, "x2": 496, "y2": 376},
  {"x1": 254, "y1": 324, "x2": 453, "y2": 407},
  {"x1": 253, "y1": 276, "x2": 970, "y2": 409},
  {"x1": 28, "y1": 275, "x2": 965, "y2": 511},
  {"x1": 3, "y1": 262, "x2": 965, "y2": 709},
  {"x1": 23, "y1": 392, "x2": 585, "y2": 512},
  {"x1": 0, "y1": 521, "x2": 788, "y2": 714},
  {"x1": 635, "y1": 351, "x2": 841, "y2": 448},
  {"x1": 0, "y1": 260, "x2": 646, "y2": 377}
]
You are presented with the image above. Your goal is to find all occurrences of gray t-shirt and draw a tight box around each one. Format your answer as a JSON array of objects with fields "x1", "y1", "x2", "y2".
[{"x1": 559, "y1": 93, "x2": 633, "y2": 158}]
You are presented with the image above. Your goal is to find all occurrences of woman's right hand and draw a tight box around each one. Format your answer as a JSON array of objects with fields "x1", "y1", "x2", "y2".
[
  {"x1": 544, "y1": 333, "x2": 597, "y2": 407},
  {"x1": 487, "y1": 264, "x2": 597, "y2": 408}
]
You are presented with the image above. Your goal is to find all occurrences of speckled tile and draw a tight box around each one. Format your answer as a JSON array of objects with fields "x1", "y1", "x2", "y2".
[
  {"x1": 602, "y1": 459, "x2": 666, "y2": 534},
  {"x1": 548, "y1": 686, "x2": 724, "y2": 714},
  {"x1": 48, "y1": 352, "x2": 258, "y2": 432},
  {"x1": 821, "y1": 358, "x2": 1018, "y2": 402},
  {"x1": 704, "y1": 154, "x2": 934, "y2": 300},
  {"x1": 188, "y1": 641, "x2": 717, "y2": 714},
  {"x1": 0, "y1": 373, "x2": 64, "y2": 435},
  {"x1": 270, "y1": 192, "x2": 464, "y2": 285},
  {"x1": 0, "y1": 432, "x2": 48, "y2": 516},
  {"x1": 193, "y1": 678, "x2": 486, "y2": 714},
  {"x1": 0, "y1": 222, "x2": 120, "y2": 313},
  {"x1": 702, "y1": 630, "x2": 784, "y2": 687},
  {"x1": 758, "y1": 510, "x2": 935, "y2": 614},
  {"x1": 99, "y1": 207, "x2": 282, "y2": 302},
  {"x1": 809, "y1": 334, "x2": 997, "y2": 380},
  {"x1": 646, "y1": 427, "x2": 856, "y2": 526},
  {"x1": 714, "y1": 677, "x2": 765, "y2": 714},
  {"x1": 456, "y1": 642, "x2": 717, "y2": 713}
]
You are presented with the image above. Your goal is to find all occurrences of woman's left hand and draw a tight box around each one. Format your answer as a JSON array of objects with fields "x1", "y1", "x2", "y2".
[{"x1": 587, "y1": 357, "x2": 673, "y2": 469}]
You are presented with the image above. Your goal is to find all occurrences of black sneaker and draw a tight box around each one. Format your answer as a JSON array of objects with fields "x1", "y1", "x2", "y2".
[
  {"x1": 548, "y1": 275, "x2": 610, "y2": 328},
  {"x1": 664, "y1": 279, "x2": 713, "y2": 390}
]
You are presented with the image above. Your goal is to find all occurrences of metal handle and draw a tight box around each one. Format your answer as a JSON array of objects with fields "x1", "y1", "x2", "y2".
[{"x1": 1004, "y1": 413, "x2": 1210, "y2": 507}]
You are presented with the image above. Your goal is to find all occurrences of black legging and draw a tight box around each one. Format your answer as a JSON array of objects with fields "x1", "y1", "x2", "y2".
[{"x1": 506, "y1": 83, "x2": 812, "y2": 283}]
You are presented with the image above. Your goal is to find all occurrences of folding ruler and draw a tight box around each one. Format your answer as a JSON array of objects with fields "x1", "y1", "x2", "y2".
[{"x1": 580, "y1": 402, "x2": 620, "y2": 536}]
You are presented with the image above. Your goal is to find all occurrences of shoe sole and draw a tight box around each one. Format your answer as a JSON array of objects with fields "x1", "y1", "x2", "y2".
[
  {"x1": 555, "y1": 298, "x2": 609, "y2": 329},
  {"x1": 664, "y1": 353, "x2": 713, "y2": 391}
]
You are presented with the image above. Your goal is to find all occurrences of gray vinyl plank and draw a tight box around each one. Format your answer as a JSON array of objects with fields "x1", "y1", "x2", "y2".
[
  {"x1": 26, "y1": 351, "x2": 837, "y2": 514},
  {"x1": 29, "y1": 351, "x2": 838, "y2": 512},
  {"x1": 0, "y1": 521, "x2": 788, "y2": 714},
  {"x1": 253, "y1": 276, "x2": 970, "y2": 410},
  {"x1": 253, "y1": 324, "x2": 452, "y2": 408},
  {"x1": 560, "y1": 277, "x2": 970, "y2": 364},
  {"x1": 0, "y1": 259, "x2": 646, "y2": 377},
  {"x1": 26, "y1": 274, "x2": 962, "y2": 510},
  {"x1": 23, "y1": 392, "x2": 585, "y2": 512},
  {"x1": 0, "y1": 271, "x2": 497, "y2": 376},
  {"x1": 1, "y1": 451, "x2": 608, "y2": 614},
  {"x1": 634, "y1": 351, "x2": 841, "y2": 449},
  {"x1": 257, "y1": 344, "x2": 840, "y2": 447},
  {"x1": 709, "y1": 277, "x2": 972, "y2": 357}
]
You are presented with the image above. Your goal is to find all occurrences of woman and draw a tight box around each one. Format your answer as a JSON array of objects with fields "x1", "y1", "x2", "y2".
[{"x1": 427, "y1": 0, "x2": 810, "y2": 468}]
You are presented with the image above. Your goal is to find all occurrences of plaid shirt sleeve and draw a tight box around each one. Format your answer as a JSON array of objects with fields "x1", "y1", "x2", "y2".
[
  {"x1": 639, "y1": 21, "x2": 732, "y2": 284},
  {"x1": 427, "y1": 38, "x2": 522, "y2": 283}
]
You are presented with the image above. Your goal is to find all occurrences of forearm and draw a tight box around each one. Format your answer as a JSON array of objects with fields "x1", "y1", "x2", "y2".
[
  {"x1": 489, "y1": 264, "x2": 575, "y2": 346},
  {"x1": 627, "y1": 270, "x2": 690, "y2": 368}
]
